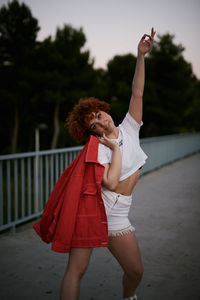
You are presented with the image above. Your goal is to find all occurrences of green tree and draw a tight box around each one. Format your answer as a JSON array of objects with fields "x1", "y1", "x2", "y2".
[
  {"x1": 184, "y1": 78, "x2": 200, "y2": 132},
  {"x1": 104, "y1": 34, "x2": 200, "y2": 137},
  {"x1": 106, "y1": 54, "x2": 137, "y2": 125},
  {"x1": 0, "y1": 0, "x2": 39, "y2": 153},
  {"x1": 144, "y1": 33, "x2": 198, "y2": 136},
  {"x1": 32, "y1": 24, "x2": 96, "y2": 149}
]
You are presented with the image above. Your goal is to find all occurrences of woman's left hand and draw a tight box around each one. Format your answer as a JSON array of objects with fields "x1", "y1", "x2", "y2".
[
  {"x1": 99, "y1": 133, "x2": 119, "y2": 151},
  {"x1": 138, "y1": 27, "x2": 156, "y2": 56}
]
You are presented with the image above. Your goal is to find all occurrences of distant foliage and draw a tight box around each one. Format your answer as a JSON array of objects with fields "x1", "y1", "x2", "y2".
[
  {"x1": 143, "y1": 34, "x2": 199, "y2": 137},
  {"x1": 0, "y1": 0, "x2": 40, "y2": 153}
]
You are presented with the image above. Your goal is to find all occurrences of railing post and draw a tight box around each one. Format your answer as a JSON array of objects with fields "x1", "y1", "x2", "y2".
[
  {"x1": 35, "y1": 128, "x2": 40, "y2": 213},
  {"x1": 10, "y1": 224, "x2": 16, "y2": 234}
]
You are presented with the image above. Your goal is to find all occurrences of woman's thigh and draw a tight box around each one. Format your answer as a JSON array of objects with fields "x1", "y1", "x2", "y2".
[
  {"x1": 108, "y1": 232, "x2": 143, "y2": 276},
  {"x1": 66, "y1": 248, "x2": 93, "y2": 276}
]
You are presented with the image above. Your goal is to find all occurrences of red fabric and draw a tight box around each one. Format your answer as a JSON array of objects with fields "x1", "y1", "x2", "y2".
[{"x1": 33, "y1": 135, "x2": 108, "y2": 253}]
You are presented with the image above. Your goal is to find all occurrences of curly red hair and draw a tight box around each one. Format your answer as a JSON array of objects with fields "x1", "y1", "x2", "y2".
[{"x1": 65, "y1": 97, "x2": 110, "y2": 143}]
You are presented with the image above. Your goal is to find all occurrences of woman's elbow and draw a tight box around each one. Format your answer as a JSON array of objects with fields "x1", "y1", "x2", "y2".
[{"x1": 104, "y1": 180, "x2": 119, "y2": 192}]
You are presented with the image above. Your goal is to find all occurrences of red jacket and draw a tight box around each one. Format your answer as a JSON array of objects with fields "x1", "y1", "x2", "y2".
[{"x1": 33, "y1": 135, "x2": 108, "y2": 253}]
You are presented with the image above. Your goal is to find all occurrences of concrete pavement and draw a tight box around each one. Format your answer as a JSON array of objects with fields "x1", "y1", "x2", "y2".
[{"x1": 0, "y1": 153, "x2": 200, "y2": 300}]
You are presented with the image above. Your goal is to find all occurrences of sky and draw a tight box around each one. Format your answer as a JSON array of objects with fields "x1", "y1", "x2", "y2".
[{"x1": 1, "y1": 0, "x2": 200, "y2": 79}]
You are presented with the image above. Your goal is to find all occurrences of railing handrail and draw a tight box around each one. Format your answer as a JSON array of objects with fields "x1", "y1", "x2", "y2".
[
  {"x1": 0, "y1": 145, "x2": 84, "y2": 161},
  {"x1": 141, "y1": 132, "x2": 200, "y2": 143},
  {"x1": 1, "y1": 132, "x2": 199, "y2": 160}
]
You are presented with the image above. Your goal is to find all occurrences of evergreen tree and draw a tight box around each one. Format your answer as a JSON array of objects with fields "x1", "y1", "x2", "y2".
[
  {"x1": 0, "y1": 0, "x2": 39, "y2": 153},
  {"x1": 144, "y1": 33, "x2": 198, "y2": 136}
]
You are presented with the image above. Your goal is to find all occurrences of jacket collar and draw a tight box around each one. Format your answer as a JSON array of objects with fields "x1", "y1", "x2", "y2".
[{"x1": 85, "y1": 135, "x2": 100, "y2": 163}]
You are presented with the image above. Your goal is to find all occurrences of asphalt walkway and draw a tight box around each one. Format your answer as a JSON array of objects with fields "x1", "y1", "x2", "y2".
[{"x1": 0, "y1": 153, "x2": 200, "y2": 300}]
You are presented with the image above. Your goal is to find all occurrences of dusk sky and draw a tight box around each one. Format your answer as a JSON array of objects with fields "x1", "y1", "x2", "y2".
[{"x1": 1, "y1": 0, "x2": 200, "y2": 78}]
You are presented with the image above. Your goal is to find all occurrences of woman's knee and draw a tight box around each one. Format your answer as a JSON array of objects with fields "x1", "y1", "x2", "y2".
[
  {"x1": 125, "y1": 264, "x2": 144, "y2": 283},
  {"x1": 66, "y1": 248, "x2": 92, "y2": 280},
  {"x1": 76, "y1": 264, "x2": 88, "y2": 279},
  {"x1": 66, "y1": 259, "x2": 90, "y2": 279}
]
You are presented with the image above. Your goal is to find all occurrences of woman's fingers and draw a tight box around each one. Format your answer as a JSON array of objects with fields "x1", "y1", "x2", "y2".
[
  {"x1": 138, "y1": 28, "x2": 156, "y2": 54},
  {"x1": 142, "y1": 34, "x2": 153, "y2": 42},
  {"x1": 99, "y1": 133, "x2": 107, "y2": 144},
  {"x1": 144, "y1": 40, "x2": 151, "y2": 46},
  {"x1": 151, "y1": 27, "x2": 156, "y2": 38},
  {"x1": 100, "y1": 134, "x2": 110, "y2": 145},
  {"x1": 99, "y1": 134, "x2": 118, "y2": 150},
  {"x1": 102, "y1": 133, "x2": 107, "y2": 140},
  {"x1": 142, "y1": 28, "x2": 156, "y2": 42}
]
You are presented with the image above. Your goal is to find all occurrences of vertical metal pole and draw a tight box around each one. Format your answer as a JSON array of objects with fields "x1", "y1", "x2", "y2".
[
  {"x1": 45, "y1": 155, "x2": 49, "y2": 204},
  {"x1": 35, "y1": 127, "x2": 40, "y2": 213},
  {"x1": 0, "y1": 161, "x2": 3, "y2": 226},
  {"x1": 14, "y1": 159, "x2": 18, "y2": 222},
  {"x1": 21, "y1": 159, "x2": 25, "y2": 218},
  {"x1": 7, "y1": 160, "x2": 11, "y2": 224},
  {"x1": 55, "y1": 154, "x2": 59, "y2": 181},
  {"x1": 27, "y1": 157, "x2": 31, "y2": 216},
  {"x1": 39, "y1": 156, "x2": 43, "y2": 210}
]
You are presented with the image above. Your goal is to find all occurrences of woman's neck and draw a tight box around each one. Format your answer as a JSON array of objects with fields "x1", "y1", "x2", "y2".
[{"x1": 107, "y1": 127, "x2": 119, "y2": 139}]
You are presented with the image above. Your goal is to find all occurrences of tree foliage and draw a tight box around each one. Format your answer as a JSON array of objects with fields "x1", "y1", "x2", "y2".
[
  {"x1": 0, "y1": 0, "x2": 199, "y2": 154},
  {"x1": 106, "y1": 54, "x2": 137, "y2": 124},
  {"x1": 107, "y1": 34, "x2": 200, "y2": 137},
  {"x1": 0, "y1": 0, "x2": 39, "y2": 153},
  {"x1": 32, "y1": 24, "x2": 95, "y2": 148},
  {"x1": 143, "y1": 33, "x2": 198, "y2": 136}
]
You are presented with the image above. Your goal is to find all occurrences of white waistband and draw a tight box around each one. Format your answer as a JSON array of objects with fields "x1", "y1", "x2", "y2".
[{"x1": 101, "y1": 187, "x2": 132, "y2": 217}]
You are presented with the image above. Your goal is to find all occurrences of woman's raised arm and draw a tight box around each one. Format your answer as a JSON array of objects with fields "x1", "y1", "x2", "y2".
[{"x1": 129, "y1": 28, "x2": 156, "y2": 124}]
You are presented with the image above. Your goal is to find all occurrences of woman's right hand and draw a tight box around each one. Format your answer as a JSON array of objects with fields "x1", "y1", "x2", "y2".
[
  {"x1": 138, "y1": 27, "x2": 156, "y2": 56},
  {"x1": 99, "y1": 133, "x2": 119, "y2": 151}
]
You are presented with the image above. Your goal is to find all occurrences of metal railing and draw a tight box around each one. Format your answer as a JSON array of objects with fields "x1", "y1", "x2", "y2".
[
  {"x1": 0, "y1": 146, "x2": 83, "y2": 233},
  {"x1": 140, "y1": 132, "x2": 200, "y2": 173},
  {"x1": 0, "y1": 132, "x2": 200, "y2": 233}
]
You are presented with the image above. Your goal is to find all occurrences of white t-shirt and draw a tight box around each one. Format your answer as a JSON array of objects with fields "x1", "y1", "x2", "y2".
[{"x1": 98, "y1": 112, "x2": 148, "y2": 181}]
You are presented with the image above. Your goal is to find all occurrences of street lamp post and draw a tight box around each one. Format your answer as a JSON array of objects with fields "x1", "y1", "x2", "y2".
[{"x1": 35, "y1": 123, "x2": 48, "y2": 213}]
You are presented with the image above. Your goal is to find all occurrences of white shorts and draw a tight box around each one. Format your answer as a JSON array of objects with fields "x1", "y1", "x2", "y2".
[{"x1": 101, "y1": 186, "x2": 135, "y2": 237}]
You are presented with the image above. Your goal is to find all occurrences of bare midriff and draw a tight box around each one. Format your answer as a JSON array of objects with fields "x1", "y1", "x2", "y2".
[{"x1": 113, "y1": 169, "x2": 141, "y2": 196}]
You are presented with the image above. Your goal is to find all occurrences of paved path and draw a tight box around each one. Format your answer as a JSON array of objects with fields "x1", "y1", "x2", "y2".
[{"x1": 0, "y1": 153, "x2": 200, "y2": 300}]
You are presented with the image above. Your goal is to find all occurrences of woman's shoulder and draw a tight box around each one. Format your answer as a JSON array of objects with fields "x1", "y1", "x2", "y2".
[
  {"x1": 118, "y1": 112, "x2": 143, "y2": 136},
  {"x1": 97, "y1": 140, "x2": 112, "y2": 164},
  {"x1": 98, "y1": 141, "x2": 112, "y2": 153}
]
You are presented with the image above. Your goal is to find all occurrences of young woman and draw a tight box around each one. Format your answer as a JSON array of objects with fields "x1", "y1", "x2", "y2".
[{"x1": 58, "y1": 28, "x2": 156, "y2": 300}]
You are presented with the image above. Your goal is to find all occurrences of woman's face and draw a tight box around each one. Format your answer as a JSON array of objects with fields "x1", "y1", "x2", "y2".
[{"x1": 88, "y1": 111, "x2": 115, "y2": 137}]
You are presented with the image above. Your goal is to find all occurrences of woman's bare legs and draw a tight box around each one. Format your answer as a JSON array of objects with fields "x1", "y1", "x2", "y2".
[
  {"x1": 60, "y1": 247, "x2": 93, "y2": 300},
  {"x1": 108, "y1": 231, "x2": 143, "y2": 298}
]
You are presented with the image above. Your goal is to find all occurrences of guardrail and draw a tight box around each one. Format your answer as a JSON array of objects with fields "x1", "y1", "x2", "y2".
[
  {"x1": 140, "y1": 132, "x2": 200, "y2": 173},
  {"x1": 0, "y1": 132, "x2": 200, "y2": 233},
  {"x1": 0, "y1": 146, "x2": 83, "y2": 233}
]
